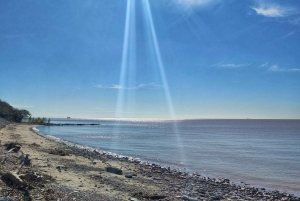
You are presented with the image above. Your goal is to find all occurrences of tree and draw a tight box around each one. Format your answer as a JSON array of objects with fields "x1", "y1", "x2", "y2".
[
  {"x1": 0, "y1": 99, "x2": 14, "y2": 118},
  {"x1": 0, "y1": 99, "x2": 31, "y2": 123},
  {"x1": 8, "y1": 109, "x2": 31, "y2": 123}
]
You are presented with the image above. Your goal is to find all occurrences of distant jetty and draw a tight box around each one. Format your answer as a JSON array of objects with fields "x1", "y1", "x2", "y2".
[{"x1": 41, "y1": 123, "x2": 100, "y2": 126}]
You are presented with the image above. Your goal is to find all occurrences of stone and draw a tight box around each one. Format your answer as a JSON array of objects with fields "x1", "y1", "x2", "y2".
[
  {"x1": 0, "y1": 195, "x2": 13, "y2": 201},
  {"x1": 106, "y1": 167, "x2": 123, "y2": 175},
  {"x1": 125, "y1": 174, "x2": 133, "y2": 178},
  {"x1": 182, "y1": 195, "x2": 198, "y2": 201},
  {"x1": 149, "y1": 195, "x2": 166, "y2": 200}
]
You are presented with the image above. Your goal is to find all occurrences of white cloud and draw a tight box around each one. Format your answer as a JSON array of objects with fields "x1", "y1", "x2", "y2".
[
  {"x1": 282, "y1": 31, "x2": 295, "y2": 39},
  {"x1": 268, "y1": 65, "x2": 300, "y2": 73},
  {"x1": 289, "y1": 68, "x2": 300, "y2": 72},
  {"x1": 258, "y1": 62, "x2": 268, "y2": 67},
  {"x1": 137, "y1": 83, "x2": 164, "y2": 89},
  {"x1": 94, "y1": 83, "x2": 163, "y2": 90},
  {"x1": 268, "y1": 65, "x2": 283, "y2": 72},
  {"x1": 251, "y1": 4, "x2": 296, "y2": 18},
  {"x1": 213, "y1": 62, "x2": 251, "y2": 68},
  {"x1": 176, "y1": 0, "x2": 219, "y2": 8},
  {"x1": 94, "y1": 84, "x2": 123, "y2": 89}
]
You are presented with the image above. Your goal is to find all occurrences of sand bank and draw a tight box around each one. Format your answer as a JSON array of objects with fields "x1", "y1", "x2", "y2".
[{"x1": 0, "y1": 124, "x2": 299, "y2": 201}]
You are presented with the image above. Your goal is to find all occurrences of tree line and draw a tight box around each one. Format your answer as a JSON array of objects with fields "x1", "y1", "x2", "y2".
[{"x1": 0, "y1": 99, "x2": 49, "y2": 124}]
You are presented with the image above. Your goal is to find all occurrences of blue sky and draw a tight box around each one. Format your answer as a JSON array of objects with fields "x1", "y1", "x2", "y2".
[{"x1": 0, "y1": 0, "x2": 300, "y2": 119}]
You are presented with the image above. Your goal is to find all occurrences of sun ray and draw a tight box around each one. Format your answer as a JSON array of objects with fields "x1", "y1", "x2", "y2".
[
  {"x1": 113, "y1": 0, "x2": 136, "y2": 152},
  {"x1": 142, "y1": 0, "x2": 175, "y2": 119},
  {"x1": 116, "y1": 0, "x2": 137, "y2": 118},
  {"x1": 142, "y1": 0, "x2": 186, "y2": 165},
  {"x1": 116, "y1": 0, "x2": 132, "y2": 118}
]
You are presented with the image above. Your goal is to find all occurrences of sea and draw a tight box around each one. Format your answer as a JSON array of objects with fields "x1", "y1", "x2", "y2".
[{"x1": 36, "y1": 119, "x2": 300, "y2": 196}]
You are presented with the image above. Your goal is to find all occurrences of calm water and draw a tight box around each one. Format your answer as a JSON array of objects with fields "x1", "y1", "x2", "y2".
[{"x1": 37, "y1": 119, "x2": 300, "y2": 196}]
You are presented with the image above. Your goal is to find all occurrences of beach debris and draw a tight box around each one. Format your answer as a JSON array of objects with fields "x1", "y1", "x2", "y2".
[
  {"x1": 1, "y1": 171, "x2": 26, "y2": 186},
  {"x1": 106, "y1": 166, "x2": 123, "y2": 175},
  {"x1": 5, "y1": 142, "x2": 21, "y2": 153},
  {"x1": 17, "y1": 153, "x2": 31, "y2": 174},
  {"x1": 19, "y1": 172, "x2": 43, "y2": 182}
]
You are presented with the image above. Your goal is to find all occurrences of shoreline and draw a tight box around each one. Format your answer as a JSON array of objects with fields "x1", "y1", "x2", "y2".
[
  {"x1": 34, "y1": 122, "x2": 300, "y2": 196},
  {"x1": 0, "y1": 124, "x2": 299, "y2": 200}
]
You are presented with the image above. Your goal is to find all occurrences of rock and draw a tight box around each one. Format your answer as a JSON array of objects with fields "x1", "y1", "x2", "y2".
[
  {"x1": 125, "y1": 174, "x2": 133, "y2": 178},
  {"x1": 149, "y1": 195, "x2": 166, "y2": 200},
  {"x1": 49, "y1": 148, "x2": 69, "y2": 156},
  {"x1": 130, "y1": 198, "x2": 139, "y2": 201},
  {"x1": 182, "y1": 195, "x2": 198, "y2": 201},
  {"x1": 106, "y1": 167, "x2": 123, "y2": 175},
  {"x1": 0, "y1": 195, "x2": 13, "y2": 201},
  {"x1": 56, "y1": 165, "x2": 67, "y2": 171},
  {"x1": 212, "y1": 195, "x2": 221, "y2": 200}
]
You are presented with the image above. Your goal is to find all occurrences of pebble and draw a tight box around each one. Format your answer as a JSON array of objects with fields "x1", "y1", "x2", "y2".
[
  {"x1": 0, "y1": 195, "x2": 13, "y2": 201},
  {"x1": 182, "y1": 195, "x2": 198, "y2": 201},
  {"x1": 125, "y1": 174, "x2": 133, "y2": 178}
]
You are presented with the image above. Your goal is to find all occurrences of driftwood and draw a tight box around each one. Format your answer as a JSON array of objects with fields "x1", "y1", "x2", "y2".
[
  {"x1": 6, "y1": 143, "x2": 21, "y2": 153},
  {"x1": 1, "y1": 171, "x2": 26, "y2": 186}
]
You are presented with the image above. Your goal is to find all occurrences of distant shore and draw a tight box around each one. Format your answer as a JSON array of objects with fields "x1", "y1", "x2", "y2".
[{"x1": 0, "y1": 123, "x2": 299, "y2": 200}]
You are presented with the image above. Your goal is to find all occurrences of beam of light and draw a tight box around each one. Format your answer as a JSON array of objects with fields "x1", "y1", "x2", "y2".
[
  {"x1": 112, "y1": 0, "x2": 136, "y2": 152},
  {"x1": 127, "y1": 0, "x2": 137, "y2": 115},
  {"x1": 112, "y1": 0, "x2": 138, "y2": 155},
  {"x1": 142, "y1": 0, "x2": 186, "y2": 166},
  {"x1": 116, "y1": 0, "x2": 136, "y2": 118},
  {"x1": 142, "y1": 0, "x2": 175, "y2": 119}
]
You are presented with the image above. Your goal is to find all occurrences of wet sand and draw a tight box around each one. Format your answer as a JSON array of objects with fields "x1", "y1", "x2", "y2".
[{"x1": 0, "y1": 123, "x2": 299, "y2": 201}]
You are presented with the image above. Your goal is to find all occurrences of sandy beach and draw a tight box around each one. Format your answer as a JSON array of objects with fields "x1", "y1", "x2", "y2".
[{"x1": 0, "y1": 123, "x2": 299, "y2": 201}]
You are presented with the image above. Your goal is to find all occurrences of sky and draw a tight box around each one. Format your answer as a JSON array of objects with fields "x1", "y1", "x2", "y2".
[{"x1": 0, "y1": 0, "x2": 300, "y2": 119}]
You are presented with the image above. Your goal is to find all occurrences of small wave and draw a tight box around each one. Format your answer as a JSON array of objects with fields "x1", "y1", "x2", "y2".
[
  {"x1": 64, "y1": 135, "x2": 133, "y2": 139},
  {"x1": 32, "y1": 127, "x2": 154, "y2": 165}
]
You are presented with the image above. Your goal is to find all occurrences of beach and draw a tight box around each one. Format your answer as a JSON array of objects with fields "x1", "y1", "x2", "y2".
[{"x1": 0, "y1": 123, "x2": 299, "y2": 201}]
